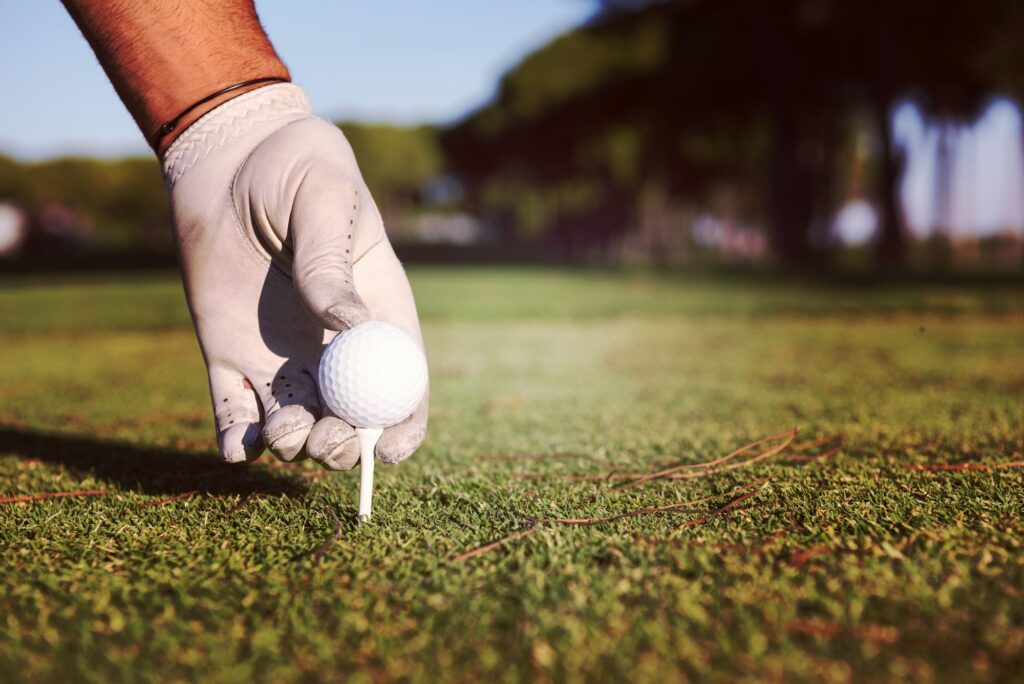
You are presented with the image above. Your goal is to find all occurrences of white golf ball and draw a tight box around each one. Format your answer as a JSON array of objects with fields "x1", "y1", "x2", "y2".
[{"x1": 318, "y1": 321, "x2": 428, "y2": 429}]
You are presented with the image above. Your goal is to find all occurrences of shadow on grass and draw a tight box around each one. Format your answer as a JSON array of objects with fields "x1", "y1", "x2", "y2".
[{"x1": 0, "y1": 425, "x2": 310, "y2": 498}]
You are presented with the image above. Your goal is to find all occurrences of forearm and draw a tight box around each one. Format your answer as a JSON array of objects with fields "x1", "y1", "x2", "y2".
[{"x1": 62, "y1": 0, "x2": 289, "y2": 155}]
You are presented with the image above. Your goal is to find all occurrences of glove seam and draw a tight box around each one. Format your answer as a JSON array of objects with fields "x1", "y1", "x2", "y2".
[
  {"x1": 226, "y1": 116, "x2": 330, "y2": 280},
  {"x1": 229, "y1": 202, "x2": 295, "y2": 290},
  {"x1": 227, "y1": 142, "x2": 277, "y2": 269},
  {"x1": 352, "y1": 234, "x2": 387, "y2": 265},
  {"x1": 226, "y1": 171, "x2": 294, "y2": 288},
  {"x1": 163, "y1": 83, "x2": 312, "y2": 186}
]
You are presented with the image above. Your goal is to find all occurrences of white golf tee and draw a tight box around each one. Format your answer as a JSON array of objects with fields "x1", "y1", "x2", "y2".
[{"x1": 356, "y1": 427, "x2": 384, "y2": 522}]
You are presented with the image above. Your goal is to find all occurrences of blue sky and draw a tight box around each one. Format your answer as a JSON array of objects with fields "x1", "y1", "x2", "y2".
[{"x1": 0, "y1": 1, "x2": 594, "y2": 159}]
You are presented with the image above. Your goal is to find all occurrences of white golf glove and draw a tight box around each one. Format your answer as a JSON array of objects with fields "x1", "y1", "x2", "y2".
[{"x1": 162, "y1": 83, "x2": 427, "y2": 468}]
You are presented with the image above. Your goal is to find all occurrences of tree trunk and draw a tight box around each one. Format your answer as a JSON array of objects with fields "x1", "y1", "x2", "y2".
[
  {"x1": 875, "y1": 98, "x2": 906, "y2": 269},
  {"x1": 768, "y1": 105, "x2": 816, "y2": 266}
]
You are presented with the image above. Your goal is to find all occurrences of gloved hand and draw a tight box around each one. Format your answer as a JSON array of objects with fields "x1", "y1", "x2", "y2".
[{"x1": 162, "y1": 83, "x2": 427, "y2": 469}]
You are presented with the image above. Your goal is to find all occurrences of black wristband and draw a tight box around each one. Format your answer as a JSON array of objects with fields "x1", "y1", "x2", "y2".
[{"x1": 151, "y1": 76, "x2": 290, "y2": 148}]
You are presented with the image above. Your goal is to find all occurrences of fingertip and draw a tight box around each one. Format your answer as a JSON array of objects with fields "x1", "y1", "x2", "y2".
[
  {"x1": 219, "y1": 422, "x2": 264, "y2": 464},
  {"x1": 293, "y1": 268, "x2": 371, "y2": 331},
  {"x1": 375, "y1": 430, "x2": 424, "y2": 464},
  {"x1": 307, "y1": 417, "x2": 360, "y2": 470},
  {"x1": 324, "y1": 301, "x2": 371, "y2": 331},
  {"x1": 375, "y1": 397, "x2": 428, "y2": 465},
  {"x1": 263, "y1": 405, "x2": 316, "y2": 462}
]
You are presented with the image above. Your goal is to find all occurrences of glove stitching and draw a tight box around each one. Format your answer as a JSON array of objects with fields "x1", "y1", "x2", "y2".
[
  {"x1": 351, "y1": 189, "x2": 388, "y2": 263},
  {"x1": 163, "y1": 84, "x2": 312, "y2": 186},
  {"x1": 352, "y1": 234, "x2": 387, "y2": 265},
  {"x1": 163, "y1": 84, "x2": 307, "y2": 171}
]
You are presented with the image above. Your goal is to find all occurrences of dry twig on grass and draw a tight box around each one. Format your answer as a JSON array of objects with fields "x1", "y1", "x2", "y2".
[
  {"x1": 136, "y1": 491, "x2": 199, "y2": 508},
  {"x1": 786, "y1": 446, "x2": 841, "y2": 463},
  {"x1": 0, "y1": 489, "x2": 109, "y2": 504},
  {"x1": 448, "y1": 522, "x2": 540, "y2": 563},
  {"x1": 789, "y1": 619, "x2": 900, "y2": 645},
  {"x1": 512, "y1": 472, "x2": 621, "y2": 482},
  {"x1": 478, "y1": 452, "x2": 609, "y2": 465},
  {"x1": 786, "y1": 434, "x2": 844, "y2": 463},
  {"x1": 791, "y1": 435, "x2": 839, "y2": 452},
  {"x1": 672, "y1": 486, "x2": 767, "y2": 527},
  {"x1": 511, "y1": 432, "x2": 840, "y2": 482},
  {"x1": 226, "y1": 494, "x2": 252, "y2": 515},
  {"x1": 450, "y1": 430, "x2": 832, "y2": 562},
  {"x1": 600, "y1": 430, "x2": 797, "y2": 496},
  {"x1": 529, "y1": 478, "x2": 769, "y2": 526},
  {"x1": 308, "y1": 507, "x2": 342, "y2": 561},
  {"x1": 900, "y1": 461, "x2": 1024, "y2": 472},
  {"x1": 449, "y1": 479, "x2": 771, "y2": 562},
  {"x1": 788, "y1": 545, "x2": 835, "y2": 567}
]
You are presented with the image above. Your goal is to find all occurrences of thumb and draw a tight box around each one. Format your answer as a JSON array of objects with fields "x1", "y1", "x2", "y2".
[{"x1": 289, "y1": 172, "x2": 371, "y2": 331}]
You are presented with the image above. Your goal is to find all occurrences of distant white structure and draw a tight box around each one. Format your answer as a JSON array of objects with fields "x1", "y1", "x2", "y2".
[
  {"x1": 893, "y1": 97, "x2": 1024, "y2": 239},
  {"x1": 691, "y1": 213, "x2": 768, "y2": 259},
  {"x1": 832, "y1": 199, "x2": 879, "y2": 246},
  {"x1": 0, "y1": 202, "x2": 27, "y2": 256},
  {"x1": 411, "y1": 212, "x2": 482, "y2": 245}
]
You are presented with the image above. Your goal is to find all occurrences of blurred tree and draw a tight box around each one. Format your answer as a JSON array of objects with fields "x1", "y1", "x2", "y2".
[
  {"x1": 337, "y1": 123, "x2": 444, "y2": 239},
  {"x1": 823, "y1": 0, "x2": 1024, "y2": 266},
  {"x1": 0, "y1": 124, "x2": 444, "y2": 255},
  {"x1": 0, "y1": 155, "x2": 169, "y2": 252},
  {"x1": 445, "y1": 0, "x2": 1024, "y2": 267}
]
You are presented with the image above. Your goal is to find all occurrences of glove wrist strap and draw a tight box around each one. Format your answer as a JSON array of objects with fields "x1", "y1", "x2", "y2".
[
  {"x1": 162, "y1": 83, "x2": 312, "y2": 186},
  {"x1": 151, "y1": 76, "x2": 291, "y2": 149}
]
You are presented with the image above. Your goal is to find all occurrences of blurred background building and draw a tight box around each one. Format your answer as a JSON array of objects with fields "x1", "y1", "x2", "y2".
[{"x1": 1, "y1": 0, "x2": 1022, "y2": 272}]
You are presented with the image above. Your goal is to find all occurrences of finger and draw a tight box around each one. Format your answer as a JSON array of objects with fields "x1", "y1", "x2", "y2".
[
  {"x1": 306, "y1": 416, "x2": 360, "y2": 470},
  {"x1": 348, "y1": 239, "x2": 428, "y2": 465},
  {"x1": 208, "y1": 366, "x2": 264, "y2": 463},
  {"x1": 259, "y1": 368, "x2": 319, "y2": 462},
  {"x1": 376, "y1": 391, "x2": 429, "y2": 465},
  {"x1": 290, "y1": 172, "x2": 371, "y2": 331}
]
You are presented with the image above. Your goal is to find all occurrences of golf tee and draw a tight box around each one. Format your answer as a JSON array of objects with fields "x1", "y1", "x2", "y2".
[{"x1": 356, "y1": 427, "x2": 384, "y2": 522}]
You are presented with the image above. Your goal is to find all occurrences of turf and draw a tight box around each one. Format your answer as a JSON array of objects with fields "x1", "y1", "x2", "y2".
[{"x1": 0, "y1": 268, "x2": 1021, "y2": 683}]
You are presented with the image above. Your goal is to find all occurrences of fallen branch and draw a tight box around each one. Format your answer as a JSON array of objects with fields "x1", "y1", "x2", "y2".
[
  {"x1": 136, "y1": 491, "x2": 198, "y2": 508},
  {"x1": 0, "y1": 489, "x2": 109, "y2": 504}
]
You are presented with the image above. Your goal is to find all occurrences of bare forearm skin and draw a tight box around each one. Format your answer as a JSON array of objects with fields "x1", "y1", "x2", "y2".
[{"x1": 62, "y1": 0, "x2": 290, "y2": 155}]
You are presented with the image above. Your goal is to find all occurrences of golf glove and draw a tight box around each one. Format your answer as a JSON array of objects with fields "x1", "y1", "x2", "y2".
[{"x1": 162, "y1": 83, "x2": 428, "y2": 468}]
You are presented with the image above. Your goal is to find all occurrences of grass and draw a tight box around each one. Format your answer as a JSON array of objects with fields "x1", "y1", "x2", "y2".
[{"x1": 0, "y1": 267, "x2": 1021, "y2": 683}]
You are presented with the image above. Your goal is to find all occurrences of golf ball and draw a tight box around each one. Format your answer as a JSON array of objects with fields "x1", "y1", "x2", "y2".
[{"x1": 318, "y1": 321, "x2": 428, "y2": 429}]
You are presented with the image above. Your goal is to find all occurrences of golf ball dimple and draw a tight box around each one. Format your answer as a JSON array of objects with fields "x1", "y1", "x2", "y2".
[{"x1": 318, "y1": 321, "x2": 428, "y2": 429}]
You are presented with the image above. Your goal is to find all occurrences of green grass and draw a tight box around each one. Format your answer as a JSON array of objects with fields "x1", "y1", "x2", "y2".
[{"x1": 0, "y1": 267, "x2": 1022, "y2": 683}]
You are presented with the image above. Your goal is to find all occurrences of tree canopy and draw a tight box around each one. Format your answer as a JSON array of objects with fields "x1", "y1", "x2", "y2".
[{"x1": 444, "y1": 0, "x2": 1024, "y2": 264}]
